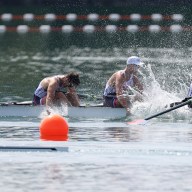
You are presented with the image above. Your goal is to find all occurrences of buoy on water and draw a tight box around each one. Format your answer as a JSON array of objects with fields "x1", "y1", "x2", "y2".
[{"x1": 39, "y1": 114, "x2": 68, "y2": 141}]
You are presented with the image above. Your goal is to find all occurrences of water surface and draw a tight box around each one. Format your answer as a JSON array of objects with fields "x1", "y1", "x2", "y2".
[{"x1": 0, "y1": 32, "x2": 192, "y2": 191}]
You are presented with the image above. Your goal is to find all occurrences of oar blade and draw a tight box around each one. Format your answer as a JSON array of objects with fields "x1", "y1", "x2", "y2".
[{"x1": 127, "y1": 119, "x2": 148, "y2": 125}]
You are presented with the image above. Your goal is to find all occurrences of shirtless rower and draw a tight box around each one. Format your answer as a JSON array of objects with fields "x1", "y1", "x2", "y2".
[
  {"x1": 103, "y1": 56, "x2": 144, "y2": 114},
  {"x1": 33, "y1": 72, "x2": 80, "y2": 111}
]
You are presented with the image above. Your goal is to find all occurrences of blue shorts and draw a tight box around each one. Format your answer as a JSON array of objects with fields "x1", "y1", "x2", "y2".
[
  {"x1": 33, "y1": 95, "x2": 46, "y2": 105},
  {"x1": 103, "y1": 96, "x2": 118, "y2": 108},
  {"x1": 33, "y1": 95, "x2": 41, "y2": 105}
]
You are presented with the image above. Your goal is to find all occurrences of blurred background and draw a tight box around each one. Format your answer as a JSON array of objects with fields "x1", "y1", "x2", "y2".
[
  {"x1": 0, "y1": 0, "x2": 192, "y2": 6},
  {"x1": 0, "y1": 0, "x2": 192, "y2": 105}
]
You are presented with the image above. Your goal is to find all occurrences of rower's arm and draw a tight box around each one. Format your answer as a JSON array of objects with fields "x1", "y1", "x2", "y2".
[
  {"x1": 131, "y1": 75, "x2": 144, "y2": 102},
  {"x1": 67, "y1": 86, "x2": 76, "y2": 93},
  {"x1": 116, "y1": 75, "x2": 129, "y2": 109},
  {"x1": 46, "y1": 80, "x2": 58, "y2": 108},
  {"x1": 66, "y1": 86, "x2": 80, "y2": 107},
  {"x1": 133, "y1": 75, "x2": 143, "y2": 93}
]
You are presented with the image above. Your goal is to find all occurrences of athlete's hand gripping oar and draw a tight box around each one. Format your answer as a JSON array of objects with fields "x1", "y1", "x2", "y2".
[{"x1": 128, "y1": 98, "x2": 192, "y2": 125}]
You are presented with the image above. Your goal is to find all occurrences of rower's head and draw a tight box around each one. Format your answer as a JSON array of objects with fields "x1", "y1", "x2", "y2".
[
  {"x1": 126, "y1": 56, "x2": 144, "y2": 72},
  {"x1": 127, "y1": 56, "x2": 144, "y2": 66},
  {"x1": 66, "y1": 72, "x2": 80, "y2": 87}
]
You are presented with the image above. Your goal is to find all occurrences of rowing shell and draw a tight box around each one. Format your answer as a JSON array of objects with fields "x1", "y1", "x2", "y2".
[{"x1": 0, "y1": 103, "x2": 126, "y2": 119}]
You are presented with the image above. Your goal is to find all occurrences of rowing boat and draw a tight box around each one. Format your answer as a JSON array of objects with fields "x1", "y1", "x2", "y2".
[{"x1": 0, "y1": 102, "x2": 126, "y2": 119}]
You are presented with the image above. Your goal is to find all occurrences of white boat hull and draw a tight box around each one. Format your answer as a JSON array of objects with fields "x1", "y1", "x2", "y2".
[{"x1": 0, "y1": 105, "x2": 127, "y2": 119}]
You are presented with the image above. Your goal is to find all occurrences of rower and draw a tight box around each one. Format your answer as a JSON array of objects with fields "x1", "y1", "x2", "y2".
[
  {"x1": 103, "y1": 56, "x2": 144, "y2": 114},
  {"x1": 32, "y1": 72, "x2": 80, "y2": 112}
]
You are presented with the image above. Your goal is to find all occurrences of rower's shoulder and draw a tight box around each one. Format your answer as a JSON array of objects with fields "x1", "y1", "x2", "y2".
[
  {"x1": 111, "y1": 70, "x2": 123, "y2": 77},
  {"x1": 42, "y1": 76, "x2": 58, "y2": 87},
  {"x1": 116, "y1": 70, "x2": 126, "y2": 80}
]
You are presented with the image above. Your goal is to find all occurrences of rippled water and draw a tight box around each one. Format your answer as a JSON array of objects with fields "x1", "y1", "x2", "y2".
[{"x1": 0, "y1": 33, "x2": 192, "y2": 191}]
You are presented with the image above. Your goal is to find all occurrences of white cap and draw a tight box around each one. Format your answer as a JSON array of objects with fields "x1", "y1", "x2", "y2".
[{"x1": 126, "y1": 56, "x2": 144, "y2": 66}]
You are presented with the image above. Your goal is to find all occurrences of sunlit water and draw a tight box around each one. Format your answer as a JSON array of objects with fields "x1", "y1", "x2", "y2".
[{"x1": 0, "y1": 33, "x2": 192, "y2": 191}]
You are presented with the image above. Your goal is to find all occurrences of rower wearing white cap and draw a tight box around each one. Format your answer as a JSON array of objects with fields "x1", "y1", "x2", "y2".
[{"x1": 103, "y1": 56, "x2": 144, "y2": 114}]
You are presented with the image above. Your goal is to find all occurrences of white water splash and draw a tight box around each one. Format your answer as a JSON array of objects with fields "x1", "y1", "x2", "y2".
[
  {"x1": 132, "y1": 64, "x2": 192, "y2": 121},
  {"x1": 39, "y1": 104, "x2": 69, "y2": 119}
]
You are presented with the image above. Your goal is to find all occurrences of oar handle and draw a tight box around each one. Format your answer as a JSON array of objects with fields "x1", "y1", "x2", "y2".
[{"x1": 145, "y1": 99, "x2": 192, "y2": 120}]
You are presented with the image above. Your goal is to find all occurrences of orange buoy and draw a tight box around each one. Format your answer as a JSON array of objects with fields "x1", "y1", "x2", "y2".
[{"x1": 39, "y1": 114, "x2": 68, "y2": 141}]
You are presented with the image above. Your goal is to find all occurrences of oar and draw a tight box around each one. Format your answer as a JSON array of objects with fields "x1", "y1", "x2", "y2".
[
  {"x1": 168, "y1": 97, "x2": 192, "y2": 108},
  {"x1": 128, "y1": 98, "x2": 192, "y2": 125}
]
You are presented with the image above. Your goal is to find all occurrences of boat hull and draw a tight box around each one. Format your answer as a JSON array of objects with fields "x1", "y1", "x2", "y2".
[{"x1": 0, "y1": 105, "x2": 127, "y2": 119}]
